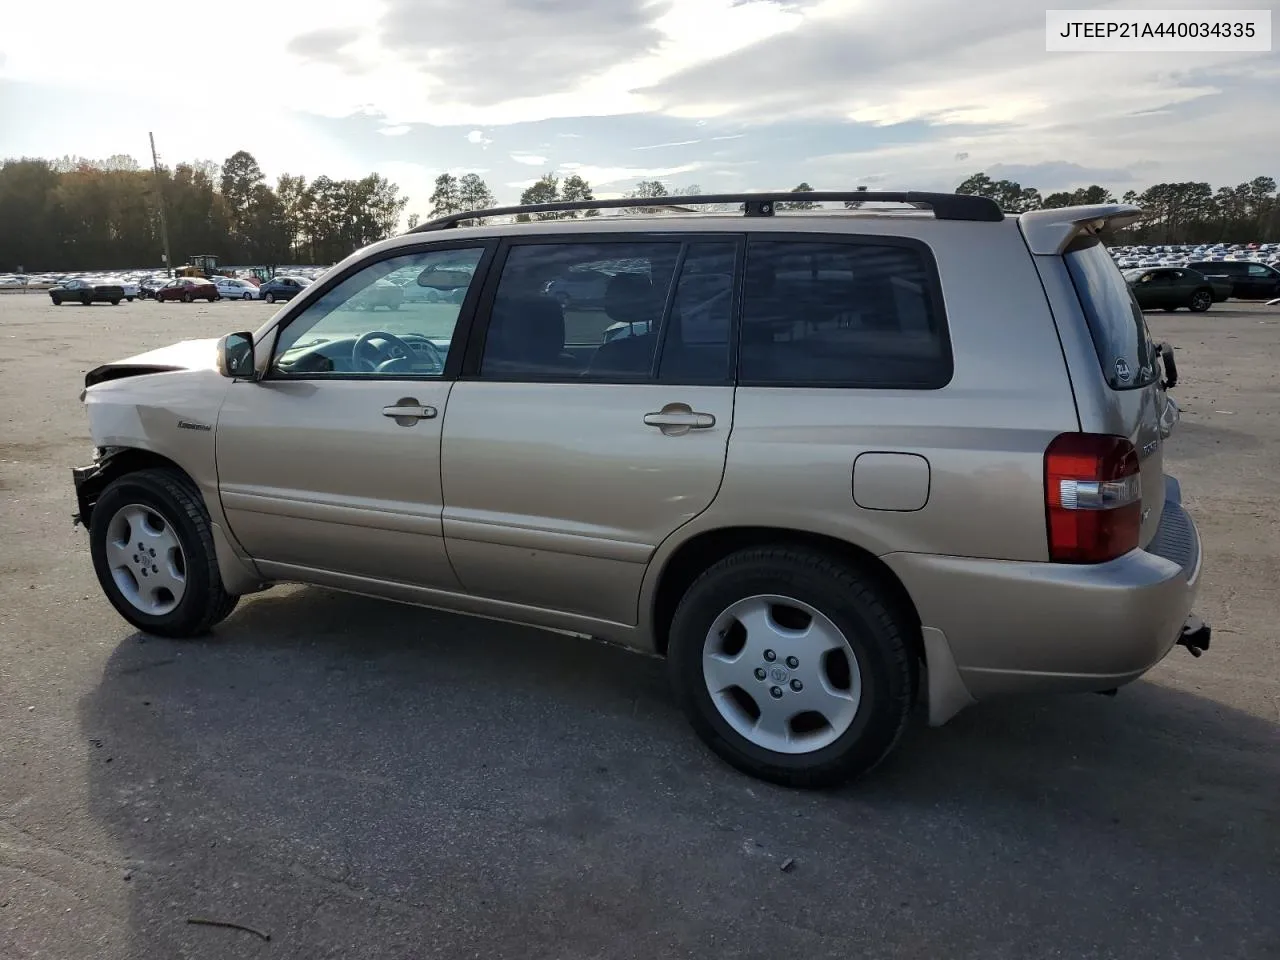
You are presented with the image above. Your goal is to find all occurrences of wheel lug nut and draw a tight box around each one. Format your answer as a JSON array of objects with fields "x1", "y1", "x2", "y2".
[
  {"x1": 769, "y1": 686, "x2": 783, "y2": 699},
  {"x1": 763, "y1": 649, "x2": 776, "y2": 662},
  {"x1": 754, "y1": 667, "x2": 766, "y2": 681},
  {"x1": 785, "y1": 656, "x2": 798, "y2": 669},
  {"x1": 149, "y1": 548, "x2": 156, "y2": 557},
  {"x1": 790, "y1": 679, "x2": 803, "y2": 692}
]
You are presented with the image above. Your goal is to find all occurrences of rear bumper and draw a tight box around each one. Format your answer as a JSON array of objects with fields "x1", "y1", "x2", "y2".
[{"x1": 885, "y1": 476, "x2": 1204, "y2": 707}]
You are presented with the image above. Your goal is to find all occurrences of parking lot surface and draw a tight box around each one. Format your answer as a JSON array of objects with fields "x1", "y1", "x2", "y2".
[{"x1": 1, "y1": 292, "x2": 1277, "y2": 959}]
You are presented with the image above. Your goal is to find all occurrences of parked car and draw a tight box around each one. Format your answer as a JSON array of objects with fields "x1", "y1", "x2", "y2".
[
  {"x1": 71, "y1": 192, "x2": 1208, "y2": 789},
  {"x1": 258, "y1": 276, "x2": 311, "y2": 304},
  {"x1": 101, "y1": 277, "x2": 140, "y2": 301},
  {"x1": 155, "y1": 277, "x2": 219, "y2": 303},
  {"x1": 1186, "y1": 260, "x2": 1280, "y2": 300},
  {"x1": 1122, "y1": 267, "x2": 1222, "y2": 312},
  {"x1": 139, "y1": 276, "x2": 169, "y2": 299},
  {"x1": 215, "y1": 277, "x2": 261, "y2": 300},
  {"x1": 344, "y1": 278, "x2": 404, "y2": 311},
  {"x1": 49, "y1": 278, "x2": 124, "y2": 305}
]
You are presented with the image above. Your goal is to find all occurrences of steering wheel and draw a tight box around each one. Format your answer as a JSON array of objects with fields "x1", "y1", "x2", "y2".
[{"x1": 352, "y1": 331, "x2": 418, "y2": 372}]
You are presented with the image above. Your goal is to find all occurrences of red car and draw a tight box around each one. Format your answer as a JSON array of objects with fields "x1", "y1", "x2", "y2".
[{"x1": 155, "y1": 277, "x2": 220, "y2": 303}]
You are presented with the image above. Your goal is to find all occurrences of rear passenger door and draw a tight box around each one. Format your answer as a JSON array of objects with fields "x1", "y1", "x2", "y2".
[{"x1": 439, "y1": 236, "x2": 740, "y2": 624}]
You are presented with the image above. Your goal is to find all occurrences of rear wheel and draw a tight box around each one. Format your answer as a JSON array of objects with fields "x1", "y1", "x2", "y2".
[
  {"x1": 1162, "y1": 305, "x2": 1178, "y2": 312},
  {"x1": 127, "y1": 296, "x2": 135, "y2": 302},
  {"x1": 242, "y1": 291, "x2": 253, "y2": 300},
  {"x1": 89, "y1": 470, "x2": 239, "y2": 637},
  {"x1": 1189, "y1": 289, "x2": 1212, "y2": 312},
  {"x1": 110, "y1": 299, "x2": 121, "y2": 306},
  {"x1": 81, "y1": 294, "x2": 92, "y2": 306},
  {"x1": 667, "y1": 547, "x2": 915, "y2": 788},
  {"x1": 182, "y1": 291, "x2": 193, "y2": 303}
]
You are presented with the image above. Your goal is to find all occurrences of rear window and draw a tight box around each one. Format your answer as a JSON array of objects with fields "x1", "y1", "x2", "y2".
[
  {"x1": 1064, "y1": 240, "x2": 1158, "y2": 391},
  {"x1": 739, "y1": 238, "x2": 951, "y2": 388}
]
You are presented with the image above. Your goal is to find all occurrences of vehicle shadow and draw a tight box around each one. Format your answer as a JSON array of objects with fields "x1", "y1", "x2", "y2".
[{"x1": 78, "y1": 586, "x2": 1280, "y2": 960}]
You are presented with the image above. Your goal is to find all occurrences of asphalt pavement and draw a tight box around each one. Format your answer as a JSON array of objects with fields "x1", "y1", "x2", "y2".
[{"x1": 1, "y1": 292, "x2": 1277, "y2": 959}]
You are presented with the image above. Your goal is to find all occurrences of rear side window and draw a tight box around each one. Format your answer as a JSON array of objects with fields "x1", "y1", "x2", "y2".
[
  {"x1": 739, "y1": 238, "x2": 951, "y2": 388},
  {"x1": 1064, "y1": 241, "x2": 1158, "y2": 390}
]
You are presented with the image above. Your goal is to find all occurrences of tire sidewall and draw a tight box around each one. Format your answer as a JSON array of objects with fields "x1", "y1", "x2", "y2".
[
  {"x1": 668, "y1": 556, "x2": 910, "y2": 784},
  {"x1": 89, "y1": 474, "x2": 215, "y2": 635}
]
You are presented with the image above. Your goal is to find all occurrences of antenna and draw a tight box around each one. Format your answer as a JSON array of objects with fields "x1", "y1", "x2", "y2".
[{"x1": 149, "y1": 132, "x2": 174, "y2": 277}]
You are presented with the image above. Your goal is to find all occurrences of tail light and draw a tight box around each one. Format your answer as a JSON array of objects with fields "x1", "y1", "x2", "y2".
[{"x1": 1044, "y1": 433, "x2": 1142, "y2": 563}]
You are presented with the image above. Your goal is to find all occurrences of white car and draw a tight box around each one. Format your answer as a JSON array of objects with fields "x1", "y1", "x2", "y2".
[
  {"x1": 215, "y1": 277, "x2": 261, "y2": 300},
  {"x1": 101, "y1": 277, "x2": 139, "y2": 300}
]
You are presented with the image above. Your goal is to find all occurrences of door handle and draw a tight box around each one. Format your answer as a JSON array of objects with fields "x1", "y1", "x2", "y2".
[
  {"x1": 644, "y1": 403, "x2": 716, "y2": 436},
  {"x1": 382, "y1": 398, "x2": 437, "y2": 424},
  {"x1": 644, "y1": 412, "x2": 715, "y2": 428}
]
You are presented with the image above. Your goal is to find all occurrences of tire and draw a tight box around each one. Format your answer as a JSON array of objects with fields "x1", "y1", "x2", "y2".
[
  {"x1": 110, "y1": 299, "x2": 121, "y2": 306},
  {"x1": 667, "y1": 547, "x2": 915, "y2": 788},
  {"x1": 210, "y1": 294, "x2": 220, "y2": 302},
  {"x1": 242, "y1": 291, "x2": 253, "y2": 300},
  {"x1": 264, "y1": 292, "x2": 275, "y2": 304},
  {"x1": 182, "y1": 292, "x2": 193, "y2": 303},
  {"x1": 1162, "y1": 306, "x2": 1178, "y2": 312},
  {"x1": 389, "y1": 302, "x2": 401, "y2": 311},
  {"x1": 81, "y1": 295, "x2": 92, "y2": 306},
  {"x1": 127, "y1": 296, "x2": 135, "y2": 302},
  {"x1": 89, "y1": 469, "x2": 239, "y2": 638},
  {"x1": 1189, "y1": 289, "x2": 1212, "y2": 313},
  {"x1": 51, "y1": 296, "x2": 62, "y2": 305}
]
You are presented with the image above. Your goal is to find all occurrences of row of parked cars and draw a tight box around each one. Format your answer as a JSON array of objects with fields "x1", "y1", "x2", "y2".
[{"x1": 1111, "y1": 241, "x2": 1280, "y2": 311}]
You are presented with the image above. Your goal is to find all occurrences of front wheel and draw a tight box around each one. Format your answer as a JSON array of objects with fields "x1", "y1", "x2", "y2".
[
  {"x1": 1189, "y1": 289, "x2": 1213, "y2": 312},
  {"x1": 264, "y1": 292, "x2": 275, "y2": 304},
  {"x1": 1162, "y1": 306, "x2": 1178, "y2": 312},
  {"x1": 182, "y1": 292, "x2": 193, "y2": 303},
  {"x1": 667, "y1": 547, "x2": 915, "y2": 789},
  {"x1": 81, "y1": 295, "x2": 92, "y2": 306},
  {"x1": 51, "y1": 296, "x2": 62, "y2": 305},
  {"x1": 209, "y1": 294, "x2": 220, "y2": 302},
  {"x1": 89, "y1": 470, "x2": 239, "y2": 637},
  {"x1": 127, "y1": 296, "x2": 135, "y2": 302}
]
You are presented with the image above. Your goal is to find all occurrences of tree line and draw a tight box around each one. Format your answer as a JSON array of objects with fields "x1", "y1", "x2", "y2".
[
  {"x1": 4, "y1": 151, "x2": 1276, "y2": 271},
  {"x1": 0, "y1": 150, "x2": 413, "y2": 271},
  {"x1": 955, "y1": 172, "x2": 1280, "y2": 243}
]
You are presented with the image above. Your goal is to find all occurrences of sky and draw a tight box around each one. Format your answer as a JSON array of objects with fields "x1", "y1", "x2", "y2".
[{"x1": 1, "y1": 0, "x2": 1277, "y2": 217}]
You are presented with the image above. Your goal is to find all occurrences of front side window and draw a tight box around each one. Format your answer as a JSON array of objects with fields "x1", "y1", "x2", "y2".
[
  {"x1": 739, "y1": 238, "x2": 951, "y2": 388},
  {"x1": 271, "y1": 246, "x2": 485, "y2": 378}
]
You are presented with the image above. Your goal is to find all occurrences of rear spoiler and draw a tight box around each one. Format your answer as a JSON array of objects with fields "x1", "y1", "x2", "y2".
[{"x1": 1017, "y1": 204, "x2": 1145, "y2": 256}]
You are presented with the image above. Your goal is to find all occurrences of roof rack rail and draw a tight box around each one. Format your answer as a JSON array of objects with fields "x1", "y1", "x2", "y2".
[{"x1": 408, "y1": 190, "x2": 1004, "y2": 232}]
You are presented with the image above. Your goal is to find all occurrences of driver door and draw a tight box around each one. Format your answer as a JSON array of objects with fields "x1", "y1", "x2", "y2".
[{"x1": 215, "y1": 241, "x2": 493, "y2": 590}]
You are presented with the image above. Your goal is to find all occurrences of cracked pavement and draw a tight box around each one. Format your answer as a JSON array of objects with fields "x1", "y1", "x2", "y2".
[{"x1": 1, "y1": 294, "x2": 1277, "y2": 959}]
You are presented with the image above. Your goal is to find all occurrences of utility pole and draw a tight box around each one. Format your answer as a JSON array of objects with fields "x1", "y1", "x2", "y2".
[{"x1": 149, "y1": 132, "x2": 174, "y2": 277}]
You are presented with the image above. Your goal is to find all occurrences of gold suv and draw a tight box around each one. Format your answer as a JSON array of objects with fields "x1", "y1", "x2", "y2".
[{"x1": 72, "y1": 192, "x2": 1209, "y2": 787}]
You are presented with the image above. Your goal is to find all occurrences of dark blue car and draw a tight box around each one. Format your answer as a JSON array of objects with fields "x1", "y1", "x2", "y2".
[{"x1": 259, "y1": 275, "x2": 312, "y2": 304}]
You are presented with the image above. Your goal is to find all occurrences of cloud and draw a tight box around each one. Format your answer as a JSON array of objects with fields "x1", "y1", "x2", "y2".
[
  {"x1": 378, "y1": 0, "x2": 671, "y2": 106},
  {"x1": 378, "y1": 125, "x2": 412, "y2": 136},
  {"x1": 632, "y1": 139, "x2": 702, "y2": 150},
  {"x1": 555, "y1": 161, "x2": 703, "y2": 188},
  {"x1": 466, "y1": 130, "x2": 493, "y2": 146},
  {"x1": 510, "y1": 152, "x2": 549, "y2": 165}
]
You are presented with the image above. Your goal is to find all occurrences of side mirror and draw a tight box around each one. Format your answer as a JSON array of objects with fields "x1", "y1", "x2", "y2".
[{"x1": 217, "y1": 331, "x2": 257, "y2": 379}]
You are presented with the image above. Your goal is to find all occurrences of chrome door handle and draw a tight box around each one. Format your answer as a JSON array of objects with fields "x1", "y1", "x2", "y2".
[
  {"x1": 382, "y1": 398, "x2": 437, "y2": 424},
  {"x1": 644, "y1": 412, "x2": 715, "y2": 428}
]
